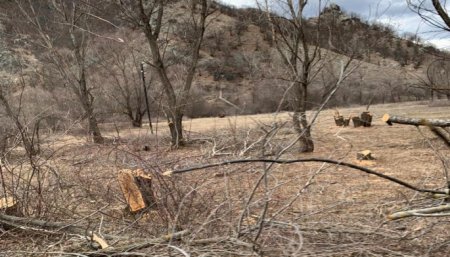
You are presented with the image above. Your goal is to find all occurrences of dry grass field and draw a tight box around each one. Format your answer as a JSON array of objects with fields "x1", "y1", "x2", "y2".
[{"x1": 1, "y1": 101, "x2": 450, "y2": 256}]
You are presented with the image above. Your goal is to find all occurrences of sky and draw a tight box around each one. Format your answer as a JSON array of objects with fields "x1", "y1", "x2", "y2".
[{"x1": 221, "y1": 0, "x2": 450, "y2": 50}]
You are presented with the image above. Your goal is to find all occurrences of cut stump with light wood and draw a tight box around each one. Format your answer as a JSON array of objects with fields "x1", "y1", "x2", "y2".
[
  {"x1": 118, "y1": 169, "x2": 154, "y2": 213},
  {"x1": 357, "y1": 150, "x2": 375, "y2": 160},
  {"x1": 0, "y1": 197, "x2": 18, "y2": 215}
]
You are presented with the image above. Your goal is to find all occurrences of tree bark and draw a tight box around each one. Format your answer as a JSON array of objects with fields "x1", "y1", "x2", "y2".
[
  {"x1": 382, "y1": 114, "x2": 450, "y2": 127},
  {"x1": 293, "y1": 82, "x2": 314, "y2": 152},
  {"x1": 168, "y1": 110, "x2": 184, "y2": 147}
]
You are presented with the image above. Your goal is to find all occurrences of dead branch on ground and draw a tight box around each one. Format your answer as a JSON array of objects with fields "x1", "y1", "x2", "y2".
[{"x1": 163, "y1": 158, "x2": 447, "y2": 195}]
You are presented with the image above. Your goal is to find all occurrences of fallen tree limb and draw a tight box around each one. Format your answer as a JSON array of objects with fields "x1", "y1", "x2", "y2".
[
  {"x1": 84, "y1": 230, "x2": 190, "y2": 256},
  {"x1": 430, "y1": 126, "x2": 450, "y2": 147},
  {"x1": 0, "y1": 213, "x2": 109, "y2": 249},
  {"x1": 382, "y1": 114, "x2": 450, "y2": 127},
  {"x1": 0, "y1": 213, "x2": 191, "y2": 254},
  {"x1": 163, "y1": 158, "x2": 448, "y2": 195},
  {"x1": 388, "y1": 204, "x2": 450, "y2": 220}
]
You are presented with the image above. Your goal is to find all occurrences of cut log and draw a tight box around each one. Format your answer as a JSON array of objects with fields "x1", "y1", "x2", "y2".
[
  {"x1": 382, "y1": 114, "x2": 450, "y2": 127},
  {"x1": 352, "y1": 116, "x2": 362, "y2": 128},
  {"x1": 361, "y1": 111, "x2": 373, "y2": 127},
  {"x1": 357, "y1": 150, "x2": 374, "y2": 160},
  {"x1": 0, "y1": 197, "x2": 18, "y2": 215},
  {"x1": 118, "y1": 169, "x2": 154, "y2": 213}
]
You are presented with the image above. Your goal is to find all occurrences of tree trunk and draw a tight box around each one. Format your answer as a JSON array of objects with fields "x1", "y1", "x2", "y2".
[
  {"x1": 168, "y1": 110, "x2": 184, "y2": 147},
  {"x1": 293, "y1": 82, "x2": 314, "y2": 152},
  {"x1": 79, "y1": 80, "x2": 104, "y2": 144},
  {"x1": 132, "y1": 110, "x2": 143, "y2": 128},
  {"x1": 88, "y1": 113, "x2": 104, "y2": 144}
]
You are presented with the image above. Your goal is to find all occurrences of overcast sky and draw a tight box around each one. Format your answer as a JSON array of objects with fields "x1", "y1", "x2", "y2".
[{"x1": 220, "y1": 0, "x2": 450, "y2": 49}]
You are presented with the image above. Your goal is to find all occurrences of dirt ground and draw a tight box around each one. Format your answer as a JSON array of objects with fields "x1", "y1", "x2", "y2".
[{"x1": 1, "y1": 101, "x2": 450, "y2": 256}]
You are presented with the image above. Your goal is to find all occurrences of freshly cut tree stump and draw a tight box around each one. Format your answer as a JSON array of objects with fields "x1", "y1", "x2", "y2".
[
  {"x1": 118, "y1": 169, "x2": 154, "y2": 213},
  {"x1": 352, "y1": 116, "x2": 362, "y2": 128},
  {"x1": 357, "y1": 150, "x2": 374, "y2": 160},
  {"x1": 334, "y1": 115, "x2": 344, "y2": 126},
  {"x1": 334, "y1": 115, "x2": 350, "y2": 127},
  {"x1": 0, "y1": 197, "x2": 18, "y2": 215},
  {"x1": 382, "y1": 114, "x2": 450, "y2": 127},
  {"x1": 343, "y1": 118, "x2": 350, "y2": 127},
  {"x1": 361, "y1": 112, "x2": 373, "y2": 127}
]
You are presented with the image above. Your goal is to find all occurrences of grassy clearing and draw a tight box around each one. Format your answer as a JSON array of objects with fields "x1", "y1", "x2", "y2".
[{"x1": 1, "y1": 102, "x2": 450, "y2": 256}]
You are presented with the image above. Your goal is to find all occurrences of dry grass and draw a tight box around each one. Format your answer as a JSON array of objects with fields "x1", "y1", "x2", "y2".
[{"x1": 1, "y1": 101, "x2": 450, "y2": 256}]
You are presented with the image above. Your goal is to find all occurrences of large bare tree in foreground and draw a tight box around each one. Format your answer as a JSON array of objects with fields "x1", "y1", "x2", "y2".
[{"x1": 116, "y1": 0, "x2": 209, "y2": 147}]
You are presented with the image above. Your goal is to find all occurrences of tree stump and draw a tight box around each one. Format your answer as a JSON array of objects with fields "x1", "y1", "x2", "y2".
[
  {"x1": 352, "y1": 116, "x2": 362, "y2": 127},
  {"x1": 118, "y1": 169, "x2": 154, "y2": 213},
  {"x1": 0, "y1": 197, "x2": 18, "y2": 215},
  {"x1": 334, "y1": 115, "x2": 344, "y2": 126},
  {"x1": 357, "y1": 150, "x2": 375, "y2": 160},
  {"x1": 343, "y1": 117, "x2": 350, "y2": 127},
  {"x1": 334, "y1": 115, "x2": 350, "y2": 127},
  {"x1": 361, "y1": 112, "x2": 373, "y2": 127}
]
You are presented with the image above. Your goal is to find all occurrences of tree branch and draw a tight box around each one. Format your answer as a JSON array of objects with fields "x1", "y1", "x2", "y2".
[{"x1": 163, "y1": 158, "x2": 448, "y2": 194}]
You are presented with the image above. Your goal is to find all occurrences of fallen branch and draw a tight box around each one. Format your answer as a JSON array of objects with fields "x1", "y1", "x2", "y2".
[
  {"x1": 0, "y1": 213, "x2": 190, "y2": 254},
  {"x1": 430, "y1": 126, "x2": 450, "y2": 147},
  {"x1": 85, "y1": 230, "x2": 190, "y2": 256},
  {"x1": 382, "y1": 114, "x2": 450, "y2": 127},
  {"x1": 0, "y1": 213, "x2": 109, "y2": 249},
  {"x1": 163, "y1": 158, "x2": 448, "y2": 195},
  {"x1": 388, "y1": 204, "x2": 450, "y2": 220}
]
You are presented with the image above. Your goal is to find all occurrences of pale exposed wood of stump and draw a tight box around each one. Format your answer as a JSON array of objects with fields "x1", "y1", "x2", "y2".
[
  {"x1": 118, "y1": 169, "x2": 154, "y2": 212},
  {"x1": 0, "y1": 197, "x2": 18, "y2": 215},
  {"x1": 357, "y1": 150, "x2": 374, "y2": 160}
]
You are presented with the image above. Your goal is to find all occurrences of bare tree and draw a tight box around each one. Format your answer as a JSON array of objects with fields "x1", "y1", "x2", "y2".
[
  {"x1": 259, "y1": 0, "x2": 322, "y2": 152},
  {"x1": 95, "y1": 43, "x2": 149, "y2": 127},
  {"x1": 13, "y1": 0, "x2": 105, "y2": 143},
  {"x1": 116, "y1": 0, "x2": 209, "y2": 147},
  {"x1": 260, "y1": 0, "x2": 355, "y2": 152},
  {"x1": 427, "y1": 59, "x2": 450, "y2": 100},
  {"x1": 407, "y1": 0, "x2": 450, "y2": 32}
]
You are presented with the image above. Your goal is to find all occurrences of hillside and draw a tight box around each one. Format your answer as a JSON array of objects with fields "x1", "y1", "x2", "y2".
[{"x1": 0, "y1": 1, "x2": 444, "y2": 125}]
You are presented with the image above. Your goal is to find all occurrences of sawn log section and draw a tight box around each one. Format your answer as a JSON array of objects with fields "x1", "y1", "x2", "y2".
[{"x1": 382, "y1": 114, "x2": 450, "y2": 127}]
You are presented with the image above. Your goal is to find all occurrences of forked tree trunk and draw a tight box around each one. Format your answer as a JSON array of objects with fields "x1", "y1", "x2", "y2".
[{"x1": 168, "y1": 110, "x2": 184, "y2": 147}]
